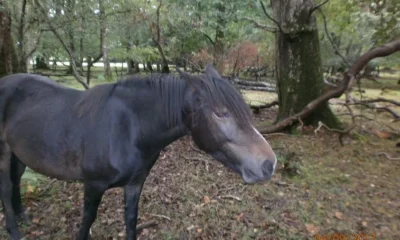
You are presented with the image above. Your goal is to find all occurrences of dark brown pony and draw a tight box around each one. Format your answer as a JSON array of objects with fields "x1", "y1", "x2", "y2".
[{"x1": 0, "y1": 65, "x2": 276, "y2": 240}]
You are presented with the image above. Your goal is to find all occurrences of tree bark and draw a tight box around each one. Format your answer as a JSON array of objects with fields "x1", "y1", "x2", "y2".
[
  {"x1": 134, "y1": 61, "x2": 140, "y2": 73},
  {"x1": 0, "y1": 0, "x2": 13, "y2": 76},
  {"x1": 15, "y1": 0, "x2": 28, "y2": 73},
  {"x1": 127, "y1": 59, "x2": 134, "y2": 74},
  {"x1": 146, "y1": 62, "x2": 153, "y2": 72},
  {"x1": 152, "y1": 0, "x2": 169, "y2": 73},
  {"x1": 99, "y1": 0, "x2": 112, "y2": 81},
  {"x1": 214, "y1": 3, "x2": 225, "y2": 74},
  {"x1": 271, "y1": 0, "x2": 340, "y2": 129},
  {"x1": 65, "y1": 0, "x2": 77, "y2": 74}
]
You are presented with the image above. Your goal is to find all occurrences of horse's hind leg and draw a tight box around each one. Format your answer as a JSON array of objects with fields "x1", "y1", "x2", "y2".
[
  {"x1": 10, "y1": 154, "x2": 28, "y2": 223},
  {"x1": 0, "y1": 143, "x2": 24, "y2": 239},
  {"x1": 76, "y1": 182, "x2": 107, "y2": 240}
]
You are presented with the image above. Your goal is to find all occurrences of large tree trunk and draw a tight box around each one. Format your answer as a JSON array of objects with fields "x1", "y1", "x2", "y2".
[
  {"x1": 15, "y1": 0, "x2": 28, "y2": 73},
  {"x1": 214, "y1": 3, "x2": 225, "y2": 74},
  {"x1": 152, "y1": 0, "x2": 169, "y2": 73},
  {"x1": 99, "y1": 0, "x2": 112, "y2": 81},
  {"x1": 271, "y1": 0, "x2": 340, "y2": 129},
  {"x1": 127, "y1": 59, "x2": 134, "y2": 74},
  {"x1": 65, "y1": 0, "x2": 76, "y2": 74},
  {"x1": 146, "y1": 62, "x2": 153, "y2": 72},
  {"x1": 0, "y1": 0, "x2": 14, "y2": 76}
]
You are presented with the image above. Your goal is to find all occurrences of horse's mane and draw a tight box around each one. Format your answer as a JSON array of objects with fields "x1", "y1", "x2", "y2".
[
  {"x1": 118, "y1": 74, "x2": 187, "y2": 128},
  {"x1": 74, "y1": 73, "x2": 252, "y2": 128},
  {"x1": 74, "y1": 83, "x2": 117, "y2": 118},
  {"x1": 197, "y1": 73, "x2": 253, "y2": 128},
  {"x1": 74, "y1": 74, "x2": 187, "y2": 128}
]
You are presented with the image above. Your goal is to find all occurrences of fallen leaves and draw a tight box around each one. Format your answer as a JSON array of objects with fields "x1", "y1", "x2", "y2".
[
  {"x1": 203, "y1": 195, "x2": 210, "y2": 204},
  {"x1": 236, "y1": 213, "x2": 244, "y2": 222},
  {"x1": 305, "y1": 223, "x2": 318, "y2": 235},
  {"x1": 335, "y1": 211, "x2": 344, "y2": 220},
  {"x1": 372, "y1": 129, "x2": 394, "y2": 139}
]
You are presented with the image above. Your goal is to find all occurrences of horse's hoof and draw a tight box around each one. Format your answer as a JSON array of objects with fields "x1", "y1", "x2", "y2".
[
  {"x1": 16, "y1": 212, "x2": 31, "y2": 225},
  {"x1": 10, "y1": 232, "x2": 25, "y2": 240}
]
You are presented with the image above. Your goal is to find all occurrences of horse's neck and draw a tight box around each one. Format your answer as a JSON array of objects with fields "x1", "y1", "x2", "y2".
[{"x1": 118, "y1": 82, "x2": 189, "y2": 150}]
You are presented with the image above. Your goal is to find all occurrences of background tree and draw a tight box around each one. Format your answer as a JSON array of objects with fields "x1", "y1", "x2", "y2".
[{"x1": 268, "y1": 0, "x2": 341, "y2": 129}]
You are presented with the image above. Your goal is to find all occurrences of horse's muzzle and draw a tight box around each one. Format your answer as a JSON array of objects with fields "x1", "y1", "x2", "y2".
[{"x1": 241, "y1": 159, "x2": 276, "y2": 184}]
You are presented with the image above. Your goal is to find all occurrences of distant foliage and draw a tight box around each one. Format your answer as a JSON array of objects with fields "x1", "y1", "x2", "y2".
[
  {"x1": 190, "y1": 49, "x2": 214, "y2": 71},
  {"x1": 226, "y1": 42, "x2": 261, "y2": 76}
]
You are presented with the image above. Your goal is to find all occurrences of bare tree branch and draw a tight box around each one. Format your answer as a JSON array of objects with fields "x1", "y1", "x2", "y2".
[
  {"x1": 318, "y1": 9, "x2": 350, "y2": 67},
  {"x1": 36, "y1": 1, "x2": 89, "y2": 89},
  {"x1": 355, "y1": 97, "x2": 400, "y2": 106},
  {"x1": 201, "y1": 31, "x2": 214, "y2": 45},
  {"x1": 259, "y1": 38, "x2": 400, "y2": 133},
  {"x1": 376, "y1": 152, "x2": 400, "y2": 160},
  {"x1": 309, "y1": 0, "x2": 329, "y2": 18},
  {"x1": 24, "y1": 30, "x2": 43, "y2": 60},
  {"x1": 351, "y1": 100, "x2": 400, "y2": 119},
  {"x1": 241, "y1": 17, "x2": 277, "y2": 32},
  {"x1": 259, "y1": 0, "x2": 283, "y2": 33}
]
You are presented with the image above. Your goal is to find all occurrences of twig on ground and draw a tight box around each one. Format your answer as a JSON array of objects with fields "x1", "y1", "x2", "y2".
[
  {"x1": 376, "y1": 152, "x2": 400, "y2": 160},
  {"x1": 39, "y1": 179, "x2": 57, "y2": 196},
  {"x1": 263, "y1": 133, "x2": 290, "y2": 138},
  {"x1": 136, "y1": 220, "x2": 158, "y2": 231},
  {"x1": 297, "y1": 117, "x2": 304, "y2": 132},
  {"x1": 314, "y1": 121, "x2": 355, "y2": 146},
  {"x1": 190, "y1": 141, "x2": 204, "y2": 154},
  {"x1": 219, "y1": 195, "x2": 242, "y2": 202},
  {"x1": 181, "y1": 155, "x2": 210, "y2": 172},
  {"x1": 314, "y1": 121, "x2": 355, "y2": 134},
  {"x1": 215, "y1": 186, "x2": 236, "y2": 195},
  {"x1": 149, "y1": 214, "x2": 171, "y2": 221}
]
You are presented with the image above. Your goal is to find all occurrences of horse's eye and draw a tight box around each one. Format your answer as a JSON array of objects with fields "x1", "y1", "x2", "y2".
[{"x1": 215, "y1": 111, "x2": 230, "y2": 118}]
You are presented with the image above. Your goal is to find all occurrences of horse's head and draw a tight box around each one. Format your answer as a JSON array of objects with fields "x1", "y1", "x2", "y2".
[{"x1": 178, "y1": 64, "x2": 277, "y2": 184}]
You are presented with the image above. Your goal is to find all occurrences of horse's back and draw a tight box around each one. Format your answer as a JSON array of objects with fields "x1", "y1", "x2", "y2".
[{"x1": 0, "y1": 74, "x2": 85, "y2": 180}]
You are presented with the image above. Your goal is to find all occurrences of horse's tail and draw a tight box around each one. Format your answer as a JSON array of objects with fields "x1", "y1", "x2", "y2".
[{"x1": 0, "y1": 75, "x2": 16, "y2": 135}]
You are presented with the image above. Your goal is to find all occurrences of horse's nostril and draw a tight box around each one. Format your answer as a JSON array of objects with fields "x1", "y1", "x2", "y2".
[{"x1": 262, "y1": 160, "x2": 274, "y2": 174}]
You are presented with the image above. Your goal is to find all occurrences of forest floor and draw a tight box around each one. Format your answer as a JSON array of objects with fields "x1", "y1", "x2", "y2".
[{"x1": 0, "y1": 70, "x2": 399, "y2": 240}]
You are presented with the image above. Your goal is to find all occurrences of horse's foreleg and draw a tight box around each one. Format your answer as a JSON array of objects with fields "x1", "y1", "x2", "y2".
[
  {"x1": 0, "y1": 144, "x2": 24, "y2": 240},
  {"x1": 76, "y1": 182, "x2": 106, "y2": 240},
  {"x1": 123, "y1": 181, "x2": 146, "y2": 240},
  {"x1": 10, "y1": 155, "x2": 28, "y2": 223}
]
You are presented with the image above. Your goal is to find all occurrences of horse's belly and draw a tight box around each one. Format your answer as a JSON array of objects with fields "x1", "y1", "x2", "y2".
[
  {"x1": 3, "y1": 108, "x2": 85, "y2": 180},
  {"x1": 6, "y1": 131, "x2": 84, "y2": 181},
  {"x1": 15, "y1": 151, "x2": 84, "y2": 181}
]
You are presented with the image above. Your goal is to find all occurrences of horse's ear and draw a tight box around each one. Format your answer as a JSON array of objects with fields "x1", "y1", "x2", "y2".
[
  {"x1": 176, "y1": 66, "x2": 193, "y2": 82},
  {"x1": 205, "y1": 64, "x2": 221, "y2": 80}
]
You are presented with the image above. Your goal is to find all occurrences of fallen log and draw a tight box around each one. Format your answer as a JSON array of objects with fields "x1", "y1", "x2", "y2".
[
  {"x1": 232, "y1": 78, "x2": 276, "y2": 88},
  {"x1": 237, "y1": 85, "x2": 276, "y2": 92},
  {"x1": 249, "y1": 100, "x2": 279, "y2": 114}
]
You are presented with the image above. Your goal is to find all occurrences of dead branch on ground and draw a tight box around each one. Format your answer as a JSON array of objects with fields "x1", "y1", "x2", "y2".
[
  {"x1": 259, "y1": 38, "x2": 400, "y2": 134},
  {"x1": 314, "y1": 121, "x2": 356, "y2": 145},
  {"x1": 219, "y1": 195, "x2": 242, "y2": 202},
  {"x1": 376, "y1": 152, "x2": 400, "y2": 160},
  {"x1": 136, "y1": 220, "x2": 158, "y2": 231},
  {"x1": 250, "y1": 100, "x2": 279, "y2": 114}
]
